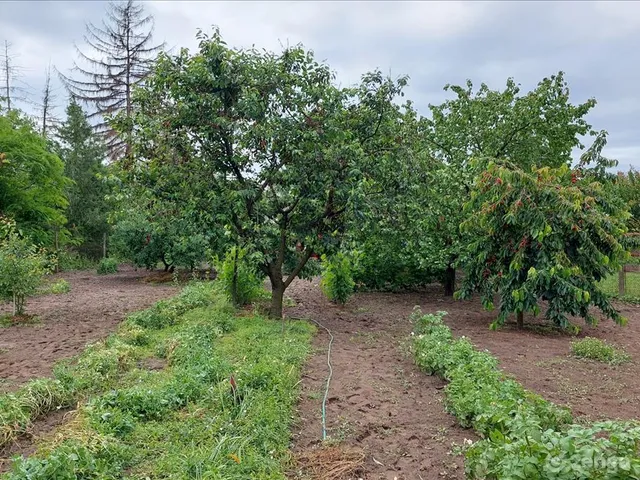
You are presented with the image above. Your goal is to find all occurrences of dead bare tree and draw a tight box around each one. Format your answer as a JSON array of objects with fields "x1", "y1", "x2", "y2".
[
  {"x1": 58, "y1": 0, "x2": 165, "y2": 160},
  {"x1": 40, "y1": 64, "x2": 60, "y2": 137},
  {"x1": 1, "y1": 40, "x2": 31, "y2": 112}
]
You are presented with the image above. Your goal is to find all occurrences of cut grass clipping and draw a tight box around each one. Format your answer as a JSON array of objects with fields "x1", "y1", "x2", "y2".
[
  {"x1": 570, "y1": 336, "x2": 631, "y2": 365},
  {"x1": 411, "y1": 308, "x2": 640, "y2": 479},
  {"x1": 0, "y1": 282, "x2": 315, "y2": 479}
]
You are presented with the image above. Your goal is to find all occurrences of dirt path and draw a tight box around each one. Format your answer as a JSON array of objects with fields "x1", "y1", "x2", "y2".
[
  {"x1": 0, "y1": 265, "x2": 178, "y2": 392},
  {"x1": 287, "y1": 278, "x2": 640, "y2": 479},
  {"x1": 287, "y1": 279, "x2": 473, "y2": 480}
]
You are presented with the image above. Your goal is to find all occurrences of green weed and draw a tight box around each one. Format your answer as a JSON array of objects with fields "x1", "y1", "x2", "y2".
[
  {"x1": 570, "y1": 337, "x2": 631, "y2": 364},
  {"x1": 97, "y1": 258, "x2": 118, "y2": 275},
  {"x1": 320, "y1": 252, "x2": 355, "y2": 305},
  {"x1": 411, "y1": 307, "x2": 640, "y2": 479},
  {"x1": 1, "y1": 280, "x2": 315, "y2": 479}
]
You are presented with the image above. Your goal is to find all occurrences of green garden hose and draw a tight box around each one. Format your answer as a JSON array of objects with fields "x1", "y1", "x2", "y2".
[{"x1": 307, "y1": 318, "x2": 334, "y2": 441}]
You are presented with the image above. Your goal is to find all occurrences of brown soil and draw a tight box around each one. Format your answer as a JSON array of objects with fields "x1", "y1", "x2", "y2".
[
  {"x1": 438, "y1": 297, "x2": 640, "y2": 423},
  {"x1": 0, "y1": 265, "x2": 178, "y2": 393},
  {"x1": 0, "y1": 408, "x2": 75, "y2": 471},
  {"x1": 287, "y1": 279, "x2": 473, "y2": 480},
  {"x1": 287, "y1": 280, "x2": 640, "y2": 480}
]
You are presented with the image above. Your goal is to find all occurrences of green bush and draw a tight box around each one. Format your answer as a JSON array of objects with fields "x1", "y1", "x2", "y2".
[
  {"x1": 213, "y1": 247, "x2": 264, "y2": 306},
  {"x1": 411, "y1": 308, "x2": 640, "y2": 479},
  {"x1": 320, "y1": 252, "x2": 355, "y2": 304},
  {"x1": 571, "y1": 336, "x2": 631, "y2": 364},
  {"x1": 0, "y1": 232, "x2": 49, "y2": 315},
  {"x1": 97, "y1": 257, "x2": 118, "y2": 275}
]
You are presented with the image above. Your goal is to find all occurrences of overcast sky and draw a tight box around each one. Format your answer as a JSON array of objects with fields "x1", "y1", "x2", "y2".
[{"x1": 1, "y1": 1, "x2": 639, "y2": 170}]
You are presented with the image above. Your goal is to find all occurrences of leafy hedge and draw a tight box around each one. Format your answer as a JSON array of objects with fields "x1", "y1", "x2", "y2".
[{"x1": 411, "y1": 309, "x2": 640, "y2": 479}]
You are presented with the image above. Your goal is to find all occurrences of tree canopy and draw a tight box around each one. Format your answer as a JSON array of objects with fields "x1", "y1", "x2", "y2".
[
  {"x1": 56, "y1": 100, "x2": 109, "y2": 257},
  {"x1": 458, "y1": 157, "x2": 629, "y2": 329},
  {"x1": 0, "y1": 109, "x2": 69, "y2": 245},
  {"x1": 115, "y1": 29, "x2": 406, "y2": 317}
]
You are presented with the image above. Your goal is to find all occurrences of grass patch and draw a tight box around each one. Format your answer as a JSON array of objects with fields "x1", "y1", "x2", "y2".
[
  {"x1": 570, "y1": 336, "x2": 631, "y2": 365},
  {"x1": 1, "y1": 282, "x2": 315, "y2": 479},
  {"x1": 39, "y1": 278, "x2": 70, "y2": 295},
  {"x1": 0, "y1": 314, "x2": 40, "y2": 327},
  {"x1": 598, "y1": 271, "x2": 640, "y2": 303}
]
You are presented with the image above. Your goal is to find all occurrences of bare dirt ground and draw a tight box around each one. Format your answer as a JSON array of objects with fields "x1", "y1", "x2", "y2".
[
  {"x1": 0, "y1": 265, "x2": 178, "y2": 393},
  {"x1": 439, "y1": 297, "x2": 640, "y2": 423},
  {"x1": 287, "y1": 279, "x2": 473, "y2": 480},
  {"x1": 287, "y1": 280, "x2": 640, "y2": 480}
]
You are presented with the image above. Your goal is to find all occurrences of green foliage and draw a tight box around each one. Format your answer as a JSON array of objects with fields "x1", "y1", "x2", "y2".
[
  {"x1": 614, "y1": 169, "x2": 640, "y2": 232},
  {"x1": 8, "y1": 437, "x2": 129, "y2": 479},
  {"x1": 55, "y1": 249, "x2": 98, "y2": 271},
  {"x1": 126, "y1": 281, "x2": 217, "y2": 330},
  {"x1": 213, "y1": 246, "x2": 264, "y2": 306},
  {"x1": 0, "y1": 110, "x2": 70, "y2": 246},
  {"x1": 412, "y1": 309, "x2": 572, "y2": 437},
  {"x1": 344, "y1": 101, "x2": 442, "y2": 292},
  {"x1": 2, "y1": 280, "x2": 314, "y2": 479},
  {"x1": 110, "y1": 209, "x2": 208, "y2": 271},
  {"x1": 412, "y1": 309, "x2": 640, "y2": 479},
  {"x1": 570, "y1": 337, "x2": 631, "y2": 364},
  {"x1": 97, "y1": 257, "x2": 118, "y2": 275},
  {"x1": 320, "y1": 252, "x2": 355, "y2": 304},
  {"x1": 0, "y1": 378, "x2": 72, "y2": 447},
  {"x1": 422, "y1": 73, "x2": 598, "y2": 294},
  {"x1": 466, "y1": 420, "x2": 640, "y2": 479},
  {"x1": 43, "y1": 278, "x2": 70, "y2": 295},
  {"x1": 114, "y1": 27, "x2": 405, "y2": 318},
  {"x1": 0, "y1": 227, "x2": 49, "y2": 315},
  {"x1": 56, "y1": 100, "x2": 109, "y2": 257},
  {"x1": 0, "y1": 282, "x2": 219, "y2": 451},
  {"x1": 458, "y1": 159, "x2": 629, "y2": 329}
]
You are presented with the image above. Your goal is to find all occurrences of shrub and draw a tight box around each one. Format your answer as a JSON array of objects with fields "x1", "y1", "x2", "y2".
[
  {"x1": 570, "y1": 337, "x2": 631, "y2": 364},
  {"x1": 97, "y1": 257, "x2": 118, "y2": 275},
  {"x1": 0, "y1": 233, "x2": 49, "y2": 315},
  {"x1": 214, "y1": 247, "x2": 264, "y2": 306},
  {"x1": 320, "y1": 252, "x2": 355, "y2": 304},
  {"x1": 55, "y1": 250, "x2": 98, "y2": 271}
]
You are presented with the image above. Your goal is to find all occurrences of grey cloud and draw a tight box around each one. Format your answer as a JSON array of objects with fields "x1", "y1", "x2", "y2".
[{"x1": 1, "y1": 0, "x2": 638, "y2": 168}]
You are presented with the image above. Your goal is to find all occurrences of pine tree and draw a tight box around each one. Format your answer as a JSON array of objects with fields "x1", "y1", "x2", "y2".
[
  {"x1": 58, "y1": 0, "x2": 164, "y2": 160},
  {"x1": 56, "y1": 99, "x2": 109, "y2": 257}
]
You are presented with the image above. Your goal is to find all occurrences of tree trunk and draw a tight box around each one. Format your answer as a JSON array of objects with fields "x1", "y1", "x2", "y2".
[
  {"x1": 269, "y1": 279, "x2": 285, "y2": 319},
  {"x1": 517, "y1": 311, "x2": 524, "y2": 329},
  {"x1": 231, "y1": 246, "x2": 239, "y2": 306},
  {"x1": 443, "y1": 266, "x2": 456, "y2": 297}
]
